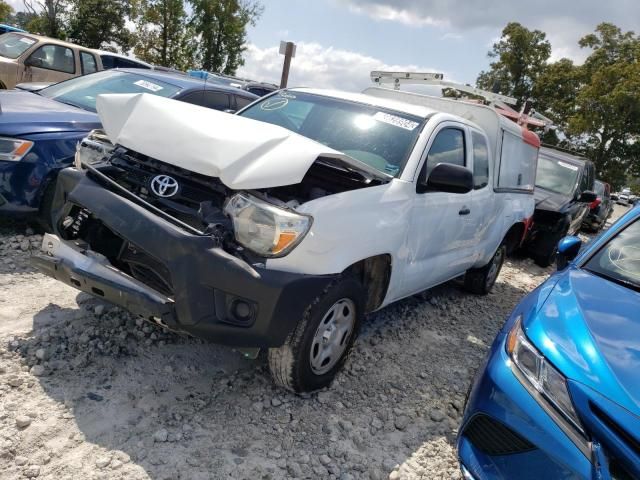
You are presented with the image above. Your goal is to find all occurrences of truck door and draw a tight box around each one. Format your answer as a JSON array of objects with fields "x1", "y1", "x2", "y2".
[
  {"x1": 22, "y1": 44, "x2": 77, "y2": 84},
  {"x1": 400, "y1": 123, "x2": 478, "y2": 295},
  {"x1": 468, "y1": 129, "x2": 494, "y2": 262}
]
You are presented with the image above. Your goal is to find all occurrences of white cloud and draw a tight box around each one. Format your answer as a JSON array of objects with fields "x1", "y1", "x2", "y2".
[
  {"x1": 6, "y1": 0, "x2": 23, "y2": 12},
  {"x1": 342, "y1": 0, "x2": 640, "y2": 63},
  {"x1": 237, "y1": 42, "x2": 448, "y2": 92}
]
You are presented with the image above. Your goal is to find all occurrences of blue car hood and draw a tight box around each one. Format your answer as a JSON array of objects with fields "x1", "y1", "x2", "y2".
[
  {"x1": 526, "y1": 268, "x2": 640, "y2": 416},
  {"x1": 0, "y1": 90, "x2": 100, "y2": 136}
]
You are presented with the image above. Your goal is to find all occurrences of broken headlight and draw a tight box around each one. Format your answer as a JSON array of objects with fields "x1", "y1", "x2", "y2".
[
  {"x1": 74, "y1": 129, "x2": 114, "y2": 168},
  {"x1": 224, "y1": 192, "x2": 312, "y2": 258},
  {"x1": 507, "y1": 315, "x2": 584, "y2": 434}
]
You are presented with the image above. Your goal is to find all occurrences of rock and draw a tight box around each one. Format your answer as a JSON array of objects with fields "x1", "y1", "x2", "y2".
[
  {"x1": 35, "y1": 349, "x2": 47, "y2": 360},
  {"x1": 14, "y1": 456, "x2": 28, "y2": 466},
  {"x1": 30, "y1": 365, "x2": 45, "y2": 376},
  {"x1": 20, "y1": 240, "x2": 30, "y2": 251},
  {"x1": 110, "y1": 459, "x2": 123, "y2": 469},
  {"x1": 270, "y1": 397, "x2": 282, "y2": 407},
  {"x1": 25, "y1": 227, "x2": 35, "y2": 235},
  {"x1": 87, "y1": 392, "x2": 104, "y2": 402},
  {"x1": 319, "y1": 454, "x2": 331, "y2": 465},
  {"x1": 394, "y1": 415, "x2": 411, "y2": 431},
  {"x1": 16, "y1": 415, "x2": 32, "y2": 428},
  {"x1": 430, "y1": 409, "x2": 446, "y2": 422},
  {"x1": 94, "y1": 305, "x2": 105, "y2": 316},
  {"x1": 24, "y1": 466, "x2": 40, "y2": 478},
  {"x1": 95, "y1": 457, "x2": 111, "y2": 468},
  {"x1": 153, "y1": 429, "x2": 168, "y2": 442},
  {"x1": 7, "y1": 376, "x2": 23, "y2": 387},
  {"x1": 251, "y1": 401, "x2": 263, "y2": 413},
  {"x1": 388, "y1": 471, "x2": 400, "y2": 480}
]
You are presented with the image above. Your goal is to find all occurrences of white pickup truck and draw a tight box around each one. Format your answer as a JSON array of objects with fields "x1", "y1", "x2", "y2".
[{"x1": 34, "y1": 87, "x2": 539, "y2": 392}]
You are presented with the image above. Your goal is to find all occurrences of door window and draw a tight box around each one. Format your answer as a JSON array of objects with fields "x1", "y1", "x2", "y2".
[
  {"x1": 235, "y1": 95, "x2": 254, "y2": 109},
  {"x1": 80, "y1": 52, "x2": 97, "y2": 74},
  {"x1": 27, "y1": 44, "x2": 75, "y2": 73},
  {"x1": 180, "y1": 91, "x2": 231, "y2": 111},
  {"x1": 424, "y1": 127, "x2": 466, "y2": 178},
  {"x1": 471, "y1": 131, "x2": 489, "y2": 189}
]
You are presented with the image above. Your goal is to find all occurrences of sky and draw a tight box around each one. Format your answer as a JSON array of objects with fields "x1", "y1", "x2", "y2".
[
  {"x1": 8, "y1": 0, "x2": 640, "y2": 92},
  {"x1": 236, "y1": 0, "x2": 640, "y2": 91}
]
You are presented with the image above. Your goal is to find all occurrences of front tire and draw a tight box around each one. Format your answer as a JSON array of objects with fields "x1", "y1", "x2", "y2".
[
  {"x1": 463, "y1": 244, "x2": 506, "y2": 295},
  {"x1": 268, "y1": 276, "x2": 365, "y2": 393}
]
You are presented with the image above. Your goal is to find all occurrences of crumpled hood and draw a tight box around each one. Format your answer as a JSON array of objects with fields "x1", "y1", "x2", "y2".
[
  {"x1": 97, "y1": 93, "x2": 387, "y2": 190},
  {"x1": 0, "y1": 90, "x2": 100, "y2": 136},
  {"x1": 534, "y1": 186, "x2": 572, "y2": 212},
  {"x1": 526, "y1": 268, "x2": 640, "y2": 417}
]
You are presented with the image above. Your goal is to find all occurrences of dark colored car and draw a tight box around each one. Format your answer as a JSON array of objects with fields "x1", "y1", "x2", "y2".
[
  {"x1": 582, "y1": 179, "x2": 613, "y2": 232},
  {"x1": 187, "y1": 70, "x2": 279, "y2": 97},
  {"x1": 525, "y1": 147, "x2": 597, "y2": 267},
  {"x1": 0, "y1": 69, "x2": 258, "y2": 225},
  {"x1": 458, "y1": 205, "x2": 640, "y2": 480}
]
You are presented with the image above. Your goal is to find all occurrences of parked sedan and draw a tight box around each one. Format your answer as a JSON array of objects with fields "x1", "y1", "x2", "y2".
[
  {"x1": 0, "y1": 68, "x2": 257, "y2": 226},
  {"x1": 582, "y1": 179, "x2": 613, "y2": 232},
  {"x1": 459, "y1": 205, "x2": 640, "y2": 480}
]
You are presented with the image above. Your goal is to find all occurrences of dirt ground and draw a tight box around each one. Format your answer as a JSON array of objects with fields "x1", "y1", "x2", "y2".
[{"x1": 0, "y1": 206, "x2": 628, "y2": 480}]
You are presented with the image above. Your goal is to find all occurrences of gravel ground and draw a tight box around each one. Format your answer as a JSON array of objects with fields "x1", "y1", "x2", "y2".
[{"x1": 0, "y1": 206, "x2": 628, "y2": 480}]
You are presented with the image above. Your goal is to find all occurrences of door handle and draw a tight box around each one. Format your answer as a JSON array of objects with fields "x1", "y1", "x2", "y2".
[{"x1": 459, "y1": 207, "x2": 471, "y2": 216}]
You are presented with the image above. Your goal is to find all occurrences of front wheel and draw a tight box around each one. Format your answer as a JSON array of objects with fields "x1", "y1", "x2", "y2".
[
  {"x1": 463, "y1": 244, "x2": 506, "y2": 295},
  {"x1": 268, "y1": 276, "x2": 365, "y2": 393}
]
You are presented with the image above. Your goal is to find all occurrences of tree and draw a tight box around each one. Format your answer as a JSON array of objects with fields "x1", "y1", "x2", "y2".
[
  {"x1": 476, "y1": 22, "x2": 551, "y2": 107},
  {"x1": 8, "y1": 11, "x2": 39, "y2": 30},
  {"x1": 532, "y1": 58, "x2": 582, "y2": 132},
  {"x1": 22, "y1": 0, "x2": 67, "y2": 38},
  {"x1": 0, "y1": 1, "x2": 12, "y2": 22},
  {"x1": 133, "y1": 0, "x2": 196, "y2": 70},
  {"x1": 67, "y1": 0, "x2": 133, "y2": 50},
  {"x1": 568, "y1": 23, "x2": 640, "y2": 186},
  {"x1": 190, "y1": 0, "x2": 263, "y2": 74}
]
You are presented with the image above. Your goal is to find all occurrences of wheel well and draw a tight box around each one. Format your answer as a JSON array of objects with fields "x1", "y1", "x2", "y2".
[
  {"x1": 503, "y1": 222, "x2": 525, "y2": 255},
  {"x1": 343, "y1": 254, "x2": 391, "y2": 313}
]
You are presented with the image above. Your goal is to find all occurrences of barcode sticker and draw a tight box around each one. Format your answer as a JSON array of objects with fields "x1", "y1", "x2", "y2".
[
  {"x1": 133, "y1": 80, "x2": 163, "y2": 92},
  {"x1": 373, "y1": 112, "x2": 419, "y2": 131}
]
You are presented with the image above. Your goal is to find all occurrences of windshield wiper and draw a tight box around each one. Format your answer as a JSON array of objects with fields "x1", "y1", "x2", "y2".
[{"x1": 584, "y1": 268, "x2": 640, "y2": 293}]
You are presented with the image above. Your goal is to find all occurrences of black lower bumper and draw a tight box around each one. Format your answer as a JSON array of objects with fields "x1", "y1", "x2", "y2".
[{"x1": 33, "y1": 168, "x2": 336, "y2": 348}]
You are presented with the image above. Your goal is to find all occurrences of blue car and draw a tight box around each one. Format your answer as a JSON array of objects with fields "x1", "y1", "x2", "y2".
[
  {"x1": 0, "y1": 24, "x2": 27, "y2": 35},
  {"x1": 0, "y1": 68, "x2": 258, "y2": 226},
  {"x1": 459, "y1": 205, "x2": 640, "y2": 480}
]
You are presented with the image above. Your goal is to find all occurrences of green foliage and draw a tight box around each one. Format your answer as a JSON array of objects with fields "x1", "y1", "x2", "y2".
[
  {"x1": 133, "y1": 0, "x2": 196, "y2": 70},
  {"x1": 190, "y1": 0, "x2": 263, "y2": 74},
  {"x1": 0, "y1": 1, "x2": 12, "y2": 22},
  {"x1": 22, "y1": 0, "x2": 68, "y2": 39},
  {"x1": 67, "y1": 0, "x2": 133, "y2": 50},
  {"x1": 476, "y1": 22, "x2": 551, "y2": 107}
]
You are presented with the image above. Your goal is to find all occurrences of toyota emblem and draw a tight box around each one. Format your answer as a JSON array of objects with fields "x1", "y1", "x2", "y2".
[{"x1": 150, "y1": 174, "x2": 179, "y2": 198}]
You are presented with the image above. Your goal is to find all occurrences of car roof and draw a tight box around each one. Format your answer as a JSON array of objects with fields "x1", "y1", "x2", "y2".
[
  {"x1": 114, "y1": 68, "x2": 259, "y2": 97},
  {"x1": 288, "y1": 87, "x2": 437, "y2": 119},
  {"x1": 0, "y1": 24, "x2": 26, "y2": 33},
  {"x1": 6, "y1": 32, "x2": 88, "y2": 49},
  {"x1": 539, "y1": 146, "x2": 590, "y2": 167}
]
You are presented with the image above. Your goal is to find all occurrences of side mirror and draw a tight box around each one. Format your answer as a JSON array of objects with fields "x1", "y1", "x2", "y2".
[
  {"x1": 578, "y1": 190, "x2": 597, "y2": 203},
  {"x1": 419, "y1": 163, "x2": 473, "y2": 194},
  {"x1": 556, "y1": 236, "x2": 582, "y2": 270},
  {"x1": 25, "y1": 57, "x2": 43, "y2": 68}
]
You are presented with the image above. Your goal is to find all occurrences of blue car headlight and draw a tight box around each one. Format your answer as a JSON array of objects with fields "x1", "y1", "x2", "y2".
[
  {"x1": 74, "y1": 129, "x2": 114, "y2": 168},
  {"x1": 507, "y1": 315, "x2": 584, "y2": 434},
  {"x1": 0, "y1": 137, "x2": 34, "y2": 161}
]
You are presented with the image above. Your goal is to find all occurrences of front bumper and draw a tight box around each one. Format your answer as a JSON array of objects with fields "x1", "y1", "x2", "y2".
[
  {"x1": 32, "y1": 167, "x2": 337, "y2": 348},
  {"x1": 458, "y1": 329, "x2": 592, "y2": 480}
]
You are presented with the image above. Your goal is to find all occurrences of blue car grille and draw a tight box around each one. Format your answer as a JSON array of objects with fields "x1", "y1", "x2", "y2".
[{"x1": 462, "y1": 414, "x2": 536, "y2": 456}]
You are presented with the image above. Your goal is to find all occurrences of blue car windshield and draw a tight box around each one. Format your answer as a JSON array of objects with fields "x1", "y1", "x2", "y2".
[
  {"x1": 239, "y1": 91, "x2": 424, "y2": 177},
  {"x1": 585, "y1": 218, "x2": 640, "y2": 292},
  {"x1": 39, "y1": 70, "x2": 182, "y2": 112}
]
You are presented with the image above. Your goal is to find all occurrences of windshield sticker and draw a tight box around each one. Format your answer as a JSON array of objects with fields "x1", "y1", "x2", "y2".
[
  {"x1": 279, "y1": 92, "x2": 297, "y2": 99},
  {"x1": 558, "y1": 161, "x2": 579, "y2": 171},
  {"x1": 373, "y1": 112, "x2": 419, "y2": 131},
  {"x1": 133, "y1": 80, "x2": 163, "y2": 92},
  {"x1": 19, "y1": 37, "x2": 36, "y2": 45},
  {"x1": 260, "y1": 97, "x2": 289, "y2": 111}
]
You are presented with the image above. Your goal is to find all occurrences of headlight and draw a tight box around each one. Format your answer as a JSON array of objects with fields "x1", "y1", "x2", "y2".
[
  {"x1": 224, "y1": 192, "x2": 312, "y2": 257},
  {"x1": 507, "y1": 315, "x2": 584, "y2": 433},
  {"x1": 74, "y1": 129, "x2": 114, "y2": 168},
  {"x1": 0, "y1": 137, "x2": 34, "y2": 161}
]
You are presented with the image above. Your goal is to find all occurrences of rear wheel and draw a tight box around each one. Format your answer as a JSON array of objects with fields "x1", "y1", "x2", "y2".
[
  {"x1": 463, "y1": 244, "x2": 506, "y2": 295},
  {"x1": 268, "y1": 276, "x2": 365, "y2": 393}
]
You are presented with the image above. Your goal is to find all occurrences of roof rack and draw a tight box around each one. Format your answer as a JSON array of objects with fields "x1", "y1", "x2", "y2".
[{"x1": 369, "y1": 70, "x2": 555, "y2": 130}]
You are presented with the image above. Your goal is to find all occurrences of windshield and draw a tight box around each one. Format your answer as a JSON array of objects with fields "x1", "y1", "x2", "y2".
[
  {"x1": 0, "y1": 33, "x2": 36, "y2": 59},
  {"x1": 239, "y1": 91, "x2": 424, "y2": 176},
  {"x1": 535, "y1": 154, "x2": 580, "y2": 196},
  {"x1": 39, "y1": 70, "x2": 182, "y2": 112},
  {"x1": 585, "y1": 219, "x2": 640, "y2": 292}
]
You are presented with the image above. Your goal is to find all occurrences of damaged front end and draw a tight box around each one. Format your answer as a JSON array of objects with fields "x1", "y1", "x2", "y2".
[{"x1": 32, "y1": 126, "x2": 383, "y2": 347}]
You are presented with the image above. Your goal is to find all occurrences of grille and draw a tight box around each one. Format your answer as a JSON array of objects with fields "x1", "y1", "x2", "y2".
[
  {"x1": 590, "y1": 402, "x2": 640, "y2": 457},
  {"x1": 103, "y1": 150, "x2": 227, "y2": 228},
  {"x1": 118, "y1": 242, "x2": 173, "y2": 297},
  {"x1": 462, "y1": 414, "x2": 536, "y2": 456}
]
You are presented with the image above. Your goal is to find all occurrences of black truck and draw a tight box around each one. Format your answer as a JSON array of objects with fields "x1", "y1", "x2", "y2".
[{"x1": 526, "y1": 147, "x2": 597, "y2": 267}]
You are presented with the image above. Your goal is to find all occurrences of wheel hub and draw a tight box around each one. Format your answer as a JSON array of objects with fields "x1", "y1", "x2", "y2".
[{"x1": 309, "y1": 298, "x2": 356, "y2": 375}]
